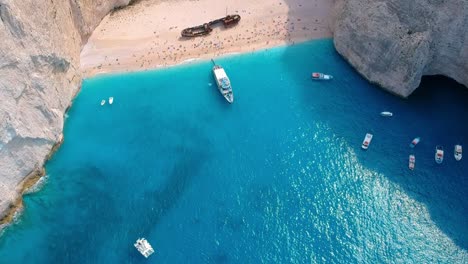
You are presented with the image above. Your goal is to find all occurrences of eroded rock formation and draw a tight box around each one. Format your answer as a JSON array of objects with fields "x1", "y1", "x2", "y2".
[
  {"x1": 1, "y1": 0, "x2": 467, "y2": 221},
  {"x1": 0, "y1": 0, "x2": 131, "y2": 220},
  {"x1": 333, "y1": 0, "x2": 468, "y2": 97}
]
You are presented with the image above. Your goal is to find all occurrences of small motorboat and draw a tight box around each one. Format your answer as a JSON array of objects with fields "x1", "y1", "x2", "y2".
[
  {"x1": 109, "y1": 97, "x2": 114, "y2": 105},
  {"x1": 380, "y1": 111, "x2": 393, "y2": 117},
  {"x1": 361, "y1": 133, "x2": 373, "y2": 150},
  {"x1": 454, "y1": 144, "x2": 462, "y2": 161},
  {"x1": 409, "y1": 137, "x2": 420, "y2": 148},
  {"x1": 409, "y1": 154, "x2": 415, "y2": 170},
  {"x1": 311, "y1": 72, "x2": 333, "y2": 81},
  {"x1": 134, "y1": 238, "x2": 155, "y2": 258},
  {"x1": 100, "y1": 99, "x2": 106, "y2": 106},
  {"x1": 435, "y1": 145, "x2": 444, "y2": 164}
]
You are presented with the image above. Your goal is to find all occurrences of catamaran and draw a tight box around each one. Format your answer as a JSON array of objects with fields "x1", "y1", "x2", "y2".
[
  {"x1": 409, "y1": 137, "x2": 420, "y2": 148},
  {"x1": 454, "y1": 144, "x2": 462, "y2": 161},
  {"x1": 362, "y1": 133, "x2": 373, "y2": 150},
  {"x1": 212, "y1": 59, "x2": 234, "y2": 103},
  {"x1": 409, "y1": 155, "x2": 415, "y2": 170},
  {"x1": 311, "y1": 72, "x2": 333, "y2": 81},
  {"x1": 134, "y1": 238, "x2": 155, "y2": 258},
  {"x1": 435, "y1": 145, "x2": 444, "y2": 164}
]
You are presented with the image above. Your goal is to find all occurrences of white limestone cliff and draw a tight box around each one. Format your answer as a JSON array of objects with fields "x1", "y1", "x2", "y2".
[
  {"x1": 332, "y1": 0, "x2": 468, "y2": 97},
  {"x1": 1, "y1": 0, "x2": 467, "y2": 222},
  {"x1": 0, "y1": 0, "x2": 130, "y2": 221}
]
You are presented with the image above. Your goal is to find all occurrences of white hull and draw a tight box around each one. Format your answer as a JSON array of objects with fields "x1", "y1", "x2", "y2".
[
  {"x1": 311, "y1": 72, "x2": 333, "y2": 81},
  {"x1": 109, "y1": 97, "x2": 114, "y2": 104},
  {"x1": 409, "y1": 155, "x2": 415, "y2": 170},
  {"x1": 212, "y1": 64, "x2": 234, "y2": 103},
  {"x1": 134, "y1": 238, "x2": 154, "y2": 258},
  {"x1": 362, "y1": 133, "x2": 373, "y2": 150},
  {"x1": 454, "y1": 145, "x2": 462, "y2": 161},
  {"x1": 380, "y1": 111, "x2": 393, "y2": 117},
  {"x1": 217, "y1": 86, "x2": 234, "y2": 103},
  {"x1": 100, "y1": 99, "x2": 106, "y2": 106},
  {"x1": 409, "y1": 137, "x2": 420, "y2": 148},
  {"x1": 435, "y1": 146, "x2": 444, "y2": 164}
]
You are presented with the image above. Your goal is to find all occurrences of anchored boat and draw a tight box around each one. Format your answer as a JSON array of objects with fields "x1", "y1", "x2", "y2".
[
  {"x1": 454, "y1": 144, "x2": 462, "y2": 161},
  {"x1": 134, "y1": 238, "x2": 155, "y2": 258},
  {"x1": 409, "y1": 137, "x2": 420, "y2": 148},
  {"x1": 361, "y1": 133, "x2": 373, "y2": 150},
  {"x1": 409, "y1": 155, "x2": 415, "y2": 170},
  {"x1": 435, "y1": 145, "x2": 444, "y2": 164},
  {"x1": 380, "y1": 111, "x2": 393, "y2": 117},
  {"x1": 311, "y1": 72, "x2": 333, "y2": 81},
  {"x1": 212, "y1": 60, "x2": 234, "y2": 103}
]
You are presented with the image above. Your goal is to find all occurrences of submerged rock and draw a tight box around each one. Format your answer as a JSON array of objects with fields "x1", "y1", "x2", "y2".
[{"x1": 332, "y1": 0, "x2": 468, "y2": 97}]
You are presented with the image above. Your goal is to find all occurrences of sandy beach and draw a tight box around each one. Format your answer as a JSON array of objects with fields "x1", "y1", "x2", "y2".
[{"x1": 80, "y1": 0, "x2": 333, "y2": 77}]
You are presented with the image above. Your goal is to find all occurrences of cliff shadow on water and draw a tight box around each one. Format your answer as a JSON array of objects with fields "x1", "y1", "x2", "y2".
[
  {"x1": 1, "y1": 0, "x2": 467, "y2": 262},
  {"x1": 279, "y1": 36, "x2": 468, "y2": 253}
]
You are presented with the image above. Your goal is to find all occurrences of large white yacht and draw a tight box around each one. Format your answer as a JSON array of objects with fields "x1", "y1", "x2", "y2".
[
  {"x1": 212, "y1": 60, "x2": 234, "y2": 103},
  {"x1": 134, "y1": 238, "x2": 155, "y2": 258}
]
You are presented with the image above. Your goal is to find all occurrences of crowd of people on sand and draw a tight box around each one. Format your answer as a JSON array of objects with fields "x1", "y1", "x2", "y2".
[{"x1": 90, "y1": 8, "x2": 328, "y2": 73}]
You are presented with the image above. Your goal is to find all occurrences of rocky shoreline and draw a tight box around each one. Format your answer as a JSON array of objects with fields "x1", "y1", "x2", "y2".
[
  {"x1": 0, "y1": 0, "x2": 467, "y2": 228},
  {"x1": 0, "y1": 167, "x2": 45, "y2": 228},
  {"x1": 0, "y1": 135, "x2": 64, "y2": 230},
  {"x1": 0, "y1": 0, "x2": 132, "y2": 228}
]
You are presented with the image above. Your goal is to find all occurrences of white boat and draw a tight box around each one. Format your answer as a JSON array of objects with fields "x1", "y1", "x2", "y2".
[
  {"x1": 409, "y1": 137, "x2": 420, "y2": 148},
  {"x1": 361, "y1": 133, "x2": 373, "y2": 150},
  {"x1": 100, "y1": 99, "x2": 106, "y2": 106},
  {"x1": 380, "y1": 111, "x2": 393, "y2": 117},
  {"x1": 454, "y1": 144, "x2": 462, "y2": 161},
  {"x1": 435, "y1": 145, "x2": 444, "y2": 164},
  {"x1": 409, "y1": 154, "x2": 415, "y2": 170},
  {"x1": 212, "y1": 60, "x2": 233, "y2": 103},
  {"x1": 311, "y1": 72, "x2": 333, "y2": 81},
  {"x1": 109, "y1": 97, "x2": 114, "y2": 105},
  {"x1": 134, "y1": 238, "x2": 155, "y2": 258}
]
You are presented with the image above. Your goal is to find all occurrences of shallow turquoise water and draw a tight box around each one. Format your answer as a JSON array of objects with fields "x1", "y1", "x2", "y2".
[{"x1": 0, "y1": 39, "x2": 467, "y2": 263}]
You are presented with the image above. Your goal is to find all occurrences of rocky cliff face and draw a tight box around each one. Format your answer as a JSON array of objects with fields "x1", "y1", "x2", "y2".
[
  {"x1": 0, "y1": 0, "x2": 130, "y2": 219},
  {"x1": 333, "y1": 0, "x2": 468, "y2": 97},
  {"x1": 1, "y1": 0, "x2": 467, "y2": 221}
]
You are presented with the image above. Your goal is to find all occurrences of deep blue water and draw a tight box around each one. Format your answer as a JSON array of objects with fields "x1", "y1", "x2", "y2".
[{"x1": 0, "y1": 39, "x2": 467, "y2": 263}]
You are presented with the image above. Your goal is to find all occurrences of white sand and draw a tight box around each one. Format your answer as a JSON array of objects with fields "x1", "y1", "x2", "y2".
[{"x1": 80, "y1": 0, "x2": 333, "y2": 77}]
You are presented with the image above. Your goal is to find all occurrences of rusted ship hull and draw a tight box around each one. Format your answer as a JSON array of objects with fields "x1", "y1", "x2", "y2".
[
  {"x1": 181, "y1": 23, "x2": 212, "y2": 37},
  {"x1": 222, "y1": 14, "x2": 241, "y2": 26},
  {"x1": 181, "y1": 14, "x2": 241, "y2": 38}
]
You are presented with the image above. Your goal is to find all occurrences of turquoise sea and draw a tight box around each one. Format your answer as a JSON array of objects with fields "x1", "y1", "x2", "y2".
[{"x1": 0, "y1": 39, "x2": 467, "y2": 263}]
